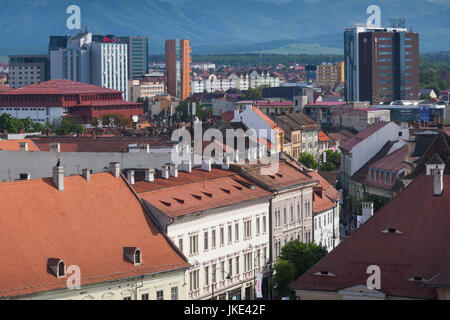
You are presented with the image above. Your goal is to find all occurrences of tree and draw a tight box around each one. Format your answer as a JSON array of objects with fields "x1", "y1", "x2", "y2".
[
  {"x1": 320, "y1": 150, "x2": 341, "y2": 171},
  {"x1": 0, "y1": 114, "x2": 47, "y2": 133},
  {"x1": 51, "y1": 117, "x2": 86, "y2": 135},
  {"x1": 298, "y1": 152, "x2": 318, "y2": 170},
  {"x1": 273, "y1": 259, "x2": 296, "y2": 296},
  {"x1": 273, "y1": 240, "x2": 328, "y2": 297}
]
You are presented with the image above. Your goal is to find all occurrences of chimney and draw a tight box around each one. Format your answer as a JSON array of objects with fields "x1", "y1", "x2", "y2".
[
  {"x1": 161, "y1": 165, "x2": 170, "y2": 179},
  {"x1": 233, "y1": 151, "x2": 239, "y2": 163},
  {"x1": 19, "y1": 142, "x2": 28, "y2": 152},
  {"x1": 82, "y1": 168, "x2": 90, "y2": 182},
  {"x1": 169, "y1": 164, "x2": 178, "y2": 178},
  {"x1": 52, "y1": 160, "x2": 64, "y2": 191},
  {"x1": 180, "y1": 159, "x2": 192, "y2": 173},
  {"x1": 140, "y1": 144, "x2": 150, "y2": 153},
  {"x1": 434, "y1": 166, "x2": 444, "y2": 196},
  {"x1": 145, "y1": 168, "x2": 155, "y2": 182},
  {"x1": 202, "y1": 158, "x2": 212, "y2": 172},
  {"x1": 360, "y1": 202, "x2": 374, "y2": 226},
  {"x1": 50, "y1": 143, "x2": 61, "y2": 153},
  {"x1": 222, "y1": 154, "x2": 231, "y2": 170},
  {"x1": 109, "y1": 162, "x2": 120, "y2": 178},
  {"x1": 233, "y1": 109, "x2": 240, "y2": 121},
  {"x1": 127, "y1": 170, "x2": 135, "y2": 185}
]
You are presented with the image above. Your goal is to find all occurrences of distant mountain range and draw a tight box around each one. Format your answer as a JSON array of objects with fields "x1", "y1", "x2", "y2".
[{"x1": 0, "y1": 0, "x2": 449, "y2": 56}]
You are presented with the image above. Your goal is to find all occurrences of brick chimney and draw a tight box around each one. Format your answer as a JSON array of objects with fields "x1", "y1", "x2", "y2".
[
  {"x1": 109, "y1": 162, "x2": 120, "y2": 178},
  {"x1": 52, "y1": 159, "x2": 64, "y2": 191},
  {"x1": 425, "y1": 154, "x2": 445, "y2": 196}
]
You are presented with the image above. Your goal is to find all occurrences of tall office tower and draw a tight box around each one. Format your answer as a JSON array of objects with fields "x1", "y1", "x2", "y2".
[
  {"x1": 8, "y1": 55, "x2": 50, "y2": 89},
  {"x1": 117, "y1": 36, "x2": 149, "y2": 80},
  {"x1": 48, "y1": 36, "x2": 69, "y2": 53},
  {"x1": 50, "y1": 31, "x2": 128, "y2": 100},
  {"x1": 91, "y1": 42, "x2": 128, "y2": 101},
  {"x1": 50, "y1": 32, "x2": 92, "y2": 84},
  {"x1": 344, "y1": 26, "x2": 419, "y2": 104},
  {"x1": 165, "y1": 39, "x2": 191, "y2": 101}
]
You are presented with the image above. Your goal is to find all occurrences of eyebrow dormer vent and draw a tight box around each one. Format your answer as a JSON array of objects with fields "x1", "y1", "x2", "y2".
[
  {"x1": 47, "y1": 258, "x2": 66, "y2": 278},
  {"x1": 381, "y1": 228, "x2": 403, "y2": 234},
  {"x1": 124, "y1": 247, "x2": 142, "y2": 266}
]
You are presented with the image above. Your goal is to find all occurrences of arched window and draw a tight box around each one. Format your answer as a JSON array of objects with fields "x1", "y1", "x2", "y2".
[
  {"x1": 57, "y1": 260, "x2": 66, "y2": 278},
  {"x1": 134, "y1": 249, "x2": 142, "y2": 265}
]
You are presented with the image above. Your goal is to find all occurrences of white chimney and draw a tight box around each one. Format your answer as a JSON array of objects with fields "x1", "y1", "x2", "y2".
[
  {"x1": 233, "y1": 109, "x2": 240, "y2": 121},
  {"x1": 169, "y1": 164, "x2": 178, "y2": 178},
  {"x1": 52, "y1": 161, "x2": 64, "y2": 191},
  {"x1": 140, "y1": 144, "x2": 150, "y2": 153},
  {"x1": 109, "y1": 162, "x2": 120, "y2": 178},
  {"x1": 180, "y1": 159, "x2": 192, "y2": 173},
  {"x1": 19, "y1": 142, "x2": 28, "y2": 152},
  {"x1": 222, "y1": 154, "x2": 231, "y2": 170},
  {"x1": 145, "y1": 168, "x2": 155, "y2": 182},
  {"x1": 202, "y1": 158, "x2": 212, "y2": 172},
  {"x1": 233, "y1": 151, "x2": 239, "y2": 163},
  {"x1": 434, "y1": 166, "x2": 444, "y2": 196},
  {"x1": 82, "y1": 168, "x2": 90, "y2": 182},
  {"x1": 127, "y1": 170, "x2": 135, "y2": 185},
  {"x1": 162, "y1": 165, "x2": 170, "y2": 179},
  {"x1": 360, "y1": 202, "x2": 374, "y2": 226},
  {"x1": 50, "y1": 142, "x2": 61, "y2": 153}
]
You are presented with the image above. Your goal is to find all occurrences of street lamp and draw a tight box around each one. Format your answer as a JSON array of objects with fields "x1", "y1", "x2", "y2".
[{"x1": 211, "y1": 266, "x2": 231, "y2": 300}]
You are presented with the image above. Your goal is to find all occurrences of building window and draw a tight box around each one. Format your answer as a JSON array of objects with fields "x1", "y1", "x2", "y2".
[
  {"x1": 205, "y1": 266, "x2": 210, "y2": 286},
  {"x1": 244, "y1": 252, "x2": 253, "y2": 272},
  {"x1": 262, "y1": 216, "x2": 267, "y2": 233},
  {"x1": 256, "y1": 217, "x2": 260, "y2": 235},
  {"x1": 156, "y1": 290, "x2": 164, "y2": 300},
  {"x1": 204, "y1": 231, "x2": 209, "y2": 251},
  {"x1": 220, "y1": 227, "x2": 224, "y2": 246},
  {"x1": 123, "y1": 296, "x2": 131, "y2": 300},
  {"x1": 290, "y1": 205, "x2": 294, "y2": 223},
  {"x1": 212, "y1": 264, "x2": 217, "y2": 284},
  {"x1": 189, "y1": 234, "x2": 198, "y2": 255},
  {"x1": 190, "y1": 270, "x2": 200, "y2": 291},
  {"x1": 141, "y1": 293, "x2": 149, "y2": 300},
  {"x1": 235, "y1": 257, "x2": 240, "y2": 274},
  {"x1": 171, "y1": 287, "x2": 178, "y2": 300},
  {"x1": 212, "y1": 229, "x2": 216, "y2": 249},
  {"x1": 228, "y1": 258, "x2": 233, "y2": 277},
  {"x1": 235, "y1": 223, "x2": 239, "y2": 241},
  {"x1": 228, "y1": 225, "x2": 232, "y2": 244},
  {"x1": 244, "y1": 220, "x2": 252, "y2": 239}
]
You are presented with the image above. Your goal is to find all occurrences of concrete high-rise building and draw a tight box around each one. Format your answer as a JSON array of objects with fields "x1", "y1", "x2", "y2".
[
  {"x1": 317, "y1": 62, "x2": 343, "y2": 87},
  {"x1": 8, "y1": 55, "x2": 50, "y2": 89},
  {"x1": 48, "y1": 36, "x2": 69, "y2": 53},
  {"x1": 344, "y1": 26, "x2": 419, "y2": 104},
  {"x1": 50, "y1": 31, "x2": 128, "y2": 100},
  {"x1": 117, "y1": 36, "x2": 149, "y2": 80},
  {"x1": 165, "y1": 39, "x2": 191, "y2": 101}
]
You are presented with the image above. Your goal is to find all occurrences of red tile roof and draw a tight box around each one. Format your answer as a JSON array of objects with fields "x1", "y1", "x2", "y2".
[
  {"x1": 0, "y1": 139, "x2": 40, "y2": 152},
  {"x1": 0, "y1": 84, "x2": 11, "y2": 92},
  {"x1": 318, "y1": 131, "x2": 331, "y2": 142},
  {"x1": 221, "y1": 111, "x2": 235, "y2": 122},
  {"x1": 32, "y1": 137, "x2": 172, "y2": 152},
  {"x1": 138, "y1": 169, "x2": 271, "y2": 218},
  {"x1": 0, "y1": 79, "x2": 122, "y2": 95},
  {"x1": 339, "y1": 121, "x2": 390, "y2": 152},
  {"x1": 0, "y1": 172, "x2": 189, "y2": 298},
  {"x1": 291, "y1": 174, "x2": 450, "y2": 299}
]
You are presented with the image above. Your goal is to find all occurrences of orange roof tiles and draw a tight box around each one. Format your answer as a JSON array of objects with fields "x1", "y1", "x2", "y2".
[
  {"x1": 0, "y1": 172, "x2": 189, "y2": 298},
  {"x1": 318, "y1": 131, "x2": 331, "y2": 142},
  {"x1": 0, "y1": 139, "x2": 40, "y2": 152},
  {"x1": 138, "y1": 169, "x2": 271, "y2": 218}
]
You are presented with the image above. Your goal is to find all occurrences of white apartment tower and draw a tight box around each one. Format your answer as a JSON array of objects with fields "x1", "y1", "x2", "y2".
[{"x1": 50, "y1": 31, "x2": 128, "y2": 100}]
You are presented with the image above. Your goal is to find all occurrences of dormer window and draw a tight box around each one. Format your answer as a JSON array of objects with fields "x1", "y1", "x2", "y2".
[
  {"x1": 408, "y1": 276, "x2": 427, "y2": 282},
  {"x1": 314, "y1": 271, "x2": 336, "y2": 277},
  {"x1": 124, "y1": 247, "x2": 142, "y2": 266},
  {"x1": 47, "y1": 258, "x2": 66, "y2": 278},
  {"x1": 381, "y1": 228, "x2": 403, "y2": 234}
]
